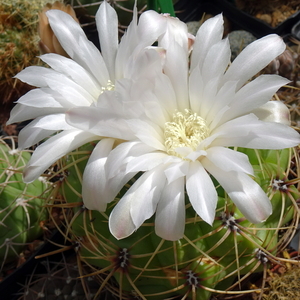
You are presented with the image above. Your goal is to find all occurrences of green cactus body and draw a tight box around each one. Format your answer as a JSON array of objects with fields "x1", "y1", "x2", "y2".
[
  {"x1": 0, "y1": 137, "x2": 49, "y2": 264},
  {"x1": 57, "y1": 142, "x2": 299, "y2": 299}
]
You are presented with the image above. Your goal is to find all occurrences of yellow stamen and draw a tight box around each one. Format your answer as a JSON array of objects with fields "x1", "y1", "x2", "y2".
[{"x1": 164, "y1": 109, "x2": 209, "y2": 158}]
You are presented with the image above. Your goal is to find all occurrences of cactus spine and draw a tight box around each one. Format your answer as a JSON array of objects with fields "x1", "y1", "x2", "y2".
[{"x1": 0, "y1": 136, "x2": 50, "y2": 270}]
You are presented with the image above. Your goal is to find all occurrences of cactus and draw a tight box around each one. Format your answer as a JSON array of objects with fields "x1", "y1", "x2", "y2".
[
  {"x1": 0, "y1": 136, "x2": 50, "y2": 272},
  {"x1": 68, "y1": 0, "x2": 178, "y2": 33},
  {"x1": 68, "y1": 0, "x2": 147, "y2": 35},
  {"x1": 47, "y1": 141, "x2": 299, "y2": 300},
  {"x1": 0, "y1": 0, "x2": 63, "y2": 122},
  {"x1": 18, "y1": 253, "x2": 112, "y2": 300}
]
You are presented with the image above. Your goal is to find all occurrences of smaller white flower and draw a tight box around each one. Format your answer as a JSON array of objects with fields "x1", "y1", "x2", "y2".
[
  {"x1": 7, "y1": 1, "x2": 187, "y2": 183},
  {"x1": 66, "y1": 14, "x2": 300, "y2": 241}
]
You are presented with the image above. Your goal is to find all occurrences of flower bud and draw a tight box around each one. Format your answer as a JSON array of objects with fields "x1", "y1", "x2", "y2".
[{"x1": 38, "y1": 1, "x2": 79, "y2": 56}]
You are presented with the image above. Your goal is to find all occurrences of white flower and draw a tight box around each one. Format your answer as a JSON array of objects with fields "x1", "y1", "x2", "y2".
[
  {"x1": 66, "y1": 14, "x2": 300, "y2": 241},
  {"x1": 7, "y1": 1, "x2": 182, "y2": 182}
]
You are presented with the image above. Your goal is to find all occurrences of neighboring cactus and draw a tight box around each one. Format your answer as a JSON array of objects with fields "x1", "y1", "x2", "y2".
[
  {"x1": 0, "y1": 0, "x2": 63, "y2": 122},
  {"x1": 18, "y1": 253, "x2": 110, "y2": 300},
  {"x1": 69, "y1": 0, "x2": 146, "y2": 24},
  {"x1": 49, "y1": 142, "x2": 299, "y2": 300},
  {"x1": 0, "y1": 136, "x2": 50, "y2": 270}
]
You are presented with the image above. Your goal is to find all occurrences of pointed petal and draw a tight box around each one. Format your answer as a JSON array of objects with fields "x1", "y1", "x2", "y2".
[
  {"x1": 206, "y1": 81, "x2": 237, "y2": 128},
  {"x1": 82, "y1": 138, "x2": 115, "y2": 211},
  {"x1": 155, "y1": 177, "x2": 185, "y2": 241},
  {"x1": 7, "y1": 105, "x2": 61, "y2": 125},
  {"x1": 126, "y1": 152, "x2": 169, "y2": 173},
  {"x1": 222, "y1": 34, "x2": 286, "y2": 90},
  {"x1": 188, "y1": 65, "x2": 204, "y2": 114},
  {"x1": 115, "y1": 9, "x2": 166, "y2": 79},
  {"x1": 129, "y1": 166, "x2": 167, "y2": 229},
  {"x1": 96, "y1": 1, "x2": 118, "y2": 81},
  {"x1": 203, "y1": 162, "x2": 272, "y2": 223},
  {"x1": 40, "y1": 54, "x2": 102, "y2": 98},
  {"x1": 201, "y1": 38, "x2": 231, "y2": 88},
  {"x1": 15, "y1": 66, "x2": 56, "y2": 87},
  {"x1": 105, "y1": 141, "x2": 154, "y2": 178},
  {"x1": 16, "y1": 88, "x2": 64, "y2": 108},
  {"x1": 137, "y1": 10, "x2": 167, "y2": 46},
  {"x1": 84, "y1": 142, "x2": 138, "y2": 207},
  {"x1": 204, "y1": 147, "x2": 254, "y2": 175},
  {"x1": 164, "y1": 41, "x2": 189, "y2": 110},
  {"x1": 216, "y1": 75, "x2": 290, "y2": 125},
  {"x1": 109, "y1": 166, "x2": 167, "y2": 239},
  {"x1": 190, "y1": 14, "x2": 224, "y2": 72},
  {"x1": 46, "y1": 10, "x2": 110, "y2": 86},
  {"x1": 23, "y1": 130, "x2": 97, "y2": 183},
  {"x1": 18, "y1": 114, "x2": 74, "y2": 149},
  {"x1": 186, "y1": 161, "x2": 218, "y2": 225},
  {"x1": 210, "y1": 114, "x2": 300, "y2": 149},
  {"x1": 158, "y1": 14, "x2": 189, "y2": 51},
  {"x1": 16, "y1": 66, "x2": 95, "y2": 106}
]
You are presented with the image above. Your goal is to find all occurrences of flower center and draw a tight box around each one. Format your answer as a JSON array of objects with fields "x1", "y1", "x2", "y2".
[
  {"x1": 100, "y1": 80, "x2": 115, "y2": 94},
  {"x1": 164, "y1": 109, "x2": 209, "y2": 158}
]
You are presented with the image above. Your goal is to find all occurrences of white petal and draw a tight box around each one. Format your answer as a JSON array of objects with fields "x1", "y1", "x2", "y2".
[
  {"x1": 158, "y1": 14, "x2": 189, "y2": 51},
  {"x1": 210, "y1": 114, "x2": 300, "y2": 149},
  {"x1": 109, "y1": 166, "x2": 167, "y2": 239},
  {"x1": 186, "y1": 161, "x2": 218, "y2": 225},
  {"x1": 217, "y1": 75, "x2": 290, "y2": 125},
  {"x1": 202, "y1": 38, "x2": 231, "y2": 88},
  {"x1": 23, "y1": 130, "x2": 97, "y2": 183},
  {"x1": 190, "y1": 14, "x2": 224, "y2": 72},
  {"x1": 222, "y1": 34, "x2": 286, "y2": 90},
  {"x1": 40, "y1": 54, "x2": 102, "y2": 98},
  {"x1": 126, "y1": 152, "x2": 169, "y2": 173},
  {"x1": 203, "y1": 163, "x2": 272, "y2": 223},
  {"x1": 19, "y1": 128, "x2": 56, "y2": 150},
  {"x1": 123, "y1": 48, "x2": 163, "y2": 81},
  {"x1": 188, "y1": 65, "x2": 204, "y2": 113},
  {"x1": 127, "y1": 119, "x2": 165, "y2": 151},
  {"x1": 18, "y1": 114, "x2": 74, "y2": 149},
  {"x1": 15, "y1": 66, "x2": 56, "y2": 87},
  {"x1": 203, "y1": 147, "x2": 253, "y2": 175},
  {"x1": 115, "y1": 9, "x2": 166, "y2": 79},
  {"x1": 16, "y1": 66, "x2": 95, "y2": 106},
  {"x1": 114, "y1": 10, "x2": 138, "y2": 79},
  {"x1": 129, "y1": 166, "x2": 167, "y2": 229},
  {"x1": 164, "y1": 160, "x2": 189, "y2": 184},
  {"x1": 164, "y1": 41, "x2": 189, "y2": 111},
  {"x1": 251, "y1": 100, "x2": 291, "y2": 125},
  {"x1": 42, "y1": 72, "x2": 95, "y2": 106},
  {"x1": 109, "y1": 196, "x2": 136, "y2": 240},
  {"x1": 16, "y1": 88, "x2": 63, "y2": 108},
  {"x1": 7, "y1": 103, "x2": 65, "y2": 125},
  {"x1": 82, "y1": 138, "x2": 115, "y2": 211},
  {"x1": 46, "y1": 10, "x2": 110, "y2": 86},
  {"x1": 155, "y1": 177, "x2": 185, "y2": 241},
  {"x1": 143, "y1": 97, "x2": 170, "y2": 128},
  {"x1": 105, "y1": 141, "x2": 154, "y2": 178},
  {"x1": 137, "y1": 10, "x2": 168, "y2": 47},
  {"x1": 84, "y1": 141, "x2": 138, "y2": 207},
  {"x1": 96, "y1": 1, "x2": 118, "y2": 81},
  {"x1": 65, "y1": 105, "x2": 135, "y2": 140}
]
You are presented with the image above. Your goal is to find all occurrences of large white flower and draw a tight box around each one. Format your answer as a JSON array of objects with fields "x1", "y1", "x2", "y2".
[
  {"x1": 66, "y1": 14, "x2": 300, "y2": 241},
  {"x1": 7, "y1": 1, "x2": 183, "y2": 182}
]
